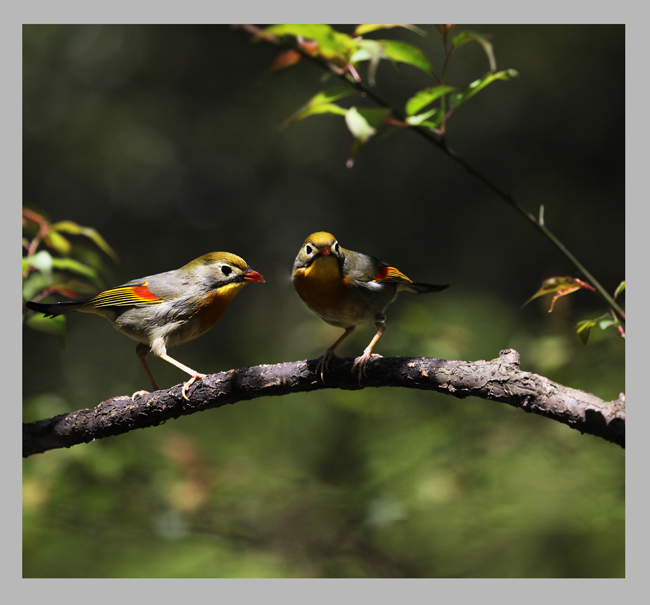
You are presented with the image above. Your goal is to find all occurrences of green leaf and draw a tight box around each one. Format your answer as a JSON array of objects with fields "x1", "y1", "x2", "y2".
[
  {"x1": 353, "y1": 24, "x2": 426, "y2": 37},
  {"x1": 23, "y1": 272, "x2": 54, "y2": 302},
  {"x1": 576, "y1": 319, "x2": 596, "y2": 345},
  {"x1": 52, "y1": 221, "x2": 119, "y2": 262},
  {"x1": 262, "y1": 25, "x2": 354, "y2": 62},
  {"x1": 451, "y1": 31, "x2": 496, "y2": 72},
  {"x1": 350, "y1": 39, "x2": 384, "y2": 85},
  {"x1": 50, "y1": 257, "x2": 100, "y2": 281},
  {"x1": 614, "y1": 280, "x2": 625, "y2": 299},
  {"x1": 576, "y1": 313, "x2": 620, "y2": 344},
  {"x1": 310, "y1": 88, "x2": 356, "y2": 105},
  {"x1": 405, "y1": 85, "x2": 458, "y2": 116},
  {"x1": 345, "y1": 106, "x2": 391, "y2": 168},
  {"x1": 50, "y1": 220, "x2": 83, "y2": 235},
  {"x1": 281, "y1": 88, "x2": 353, "y2": 128},
  {"x1": 449, "y1": 69, "x2": 519, "y2": 110},
  {"x1": 405, "y1": 108, "x2": 442, "y2": 127},
  {"x1": 44, "y1": 230, "x2": 71, "y2": 255},
  {"x1": 24, "y1": 250, "x2": 53, "y2": 278},
  {"x1": 376, "y1": 39, "x2": 433, "y2": 74},
  {"x1": 598, "y1": 318, "x2": 618, "y2": 330},
  {"x1": 345, "y1": 106, "x2": 391, "y2": 143}
]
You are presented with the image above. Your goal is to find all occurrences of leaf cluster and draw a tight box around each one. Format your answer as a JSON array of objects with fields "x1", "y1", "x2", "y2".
[
  {"x1": 257, "y1": 24, "x2": 517, "y2": 166},
  {"x1": 525, "y1": 275, "x2": 625, "y2": 344},
  {"x1": 22, "y1": 208, "x2": 117, "y2": 343}
]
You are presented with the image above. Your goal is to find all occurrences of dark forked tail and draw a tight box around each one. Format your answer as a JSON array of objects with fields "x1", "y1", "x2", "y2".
[{"x1": 25, "y1": 300, "x2": 87, "y2": 318}]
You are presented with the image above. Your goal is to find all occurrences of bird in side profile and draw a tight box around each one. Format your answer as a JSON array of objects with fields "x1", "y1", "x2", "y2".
[
  {"x1": 292, "y1": 231, "x2": 448, "y2": 382},
  {"x1": 26, "y1": 252, "x2": 265, "y2": 399}
]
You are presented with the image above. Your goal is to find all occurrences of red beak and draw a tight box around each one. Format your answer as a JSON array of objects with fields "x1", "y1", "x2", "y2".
[
  {"x1": 244, "y1": 269, "x2": 265, "y2": 283},
  {"x1": 320, "y1": 246, "x2": 331, "y2": 257}
]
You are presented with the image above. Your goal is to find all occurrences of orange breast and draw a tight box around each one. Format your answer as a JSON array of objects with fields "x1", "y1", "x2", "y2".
[
  {"x1": 169, "y1": 282, "x2": 246, "y2": 346},
  {"x1": 293, "y1": 256, "x2": 355, "y2": 324},
  {"x1": 196, "y1": 282, "x2": 246, "y2": 332}
]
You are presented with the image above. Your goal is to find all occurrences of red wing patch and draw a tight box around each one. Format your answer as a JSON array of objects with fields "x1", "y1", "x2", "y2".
[
  {"x1": 375, "y1": 265, "x2": 412, "y2": 284},
  {"x1": 88, "y1": 281, "x2": 165, "y2": 307}
]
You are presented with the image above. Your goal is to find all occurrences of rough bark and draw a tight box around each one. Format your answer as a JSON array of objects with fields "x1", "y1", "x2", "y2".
[{"x1": 23, "y1": 349, "x2": 625, "y2": 457}]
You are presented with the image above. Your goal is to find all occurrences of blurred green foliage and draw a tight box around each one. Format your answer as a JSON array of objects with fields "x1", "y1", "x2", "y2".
[
  {"x1": 23, "y1": 24, "x2": 624, "y2": 578},
  {"x1": 22, "y1": 208, "x2": 118, "y2": 343}
]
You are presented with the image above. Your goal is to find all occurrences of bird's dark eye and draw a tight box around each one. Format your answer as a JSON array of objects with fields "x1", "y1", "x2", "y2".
[
  {"x1": 220, "y1": 265, "x2": 233, "y2": 276},
  {"x1": 333, "y1": 241, "x2": 340, "y2": 253},
  {"x1": 305, "y1": 244, "x2": 313, "y2": 255}
]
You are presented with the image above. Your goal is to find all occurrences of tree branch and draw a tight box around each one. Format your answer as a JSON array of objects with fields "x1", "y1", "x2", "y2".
[{"x1": 23, "y1": 349, "x2": 625, "y2": 457}]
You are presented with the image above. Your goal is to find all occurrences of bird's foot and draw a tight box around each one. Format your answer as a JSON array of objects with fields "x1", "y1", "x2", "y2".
[
  {"x1": 316, "y1": 350, "x2": 337, "y2": 383},
  {"x1": 352, "y1": 352, "x2": 383, "y2": 384},
  {"x1": 181, "y1": 373, "x2": 206, "y2": 400},
  {"x1": 132, "y1": 389, "x2": 150, "y2": 400}
]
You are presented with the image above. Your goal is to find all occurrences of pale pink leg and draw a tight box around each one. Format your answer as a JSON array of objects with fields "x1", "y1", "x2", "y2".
[
  {"x1": 158, "y1": 352, "x2": 206, "y2": 400},
  {"x1": 352, "y1": 323, "x2": 386, "y2": 383}
]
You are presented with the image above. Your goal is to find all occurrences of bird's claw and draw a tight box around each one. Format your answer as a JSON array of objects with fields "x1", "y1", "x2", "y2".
[
  {"x1": 132, "y1": 389, "x2": 150, "y2": 400},
  {"x1": 316, "y1": 350, "x2": 337, "y2": 383},
  {"x1": 352, "y1": 353, "x2": 382, "y2": 385},
  {"x1": 181, "y1": 373, "x2": 206, "y2": 400}
]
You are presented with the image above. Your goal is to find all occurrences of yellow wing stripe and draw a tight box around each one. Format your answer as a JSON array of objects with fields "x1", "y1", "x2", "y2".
[
  {"x1": 88, "y1": 281, "x2": 165, "y2": 307},
  {"x1": 375, "y1": 265, "x2": 412, "y2": 284}
]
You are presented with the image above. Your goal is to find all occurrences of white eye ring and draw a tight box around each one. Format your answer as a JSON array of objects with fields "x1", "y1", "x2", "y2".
[
  {"x1": 220, "y1": 265, "x2": 233, "y2": 276},
  {"x1": 305, "y1": 244, "x2": 313, "y2": 255}
]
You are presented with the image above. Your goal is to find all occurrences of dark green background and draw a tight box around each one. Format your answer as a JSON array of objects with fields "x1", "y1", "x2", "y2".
[{"x1": 23, "y1": 25, "x2": 625, "y2": 578}]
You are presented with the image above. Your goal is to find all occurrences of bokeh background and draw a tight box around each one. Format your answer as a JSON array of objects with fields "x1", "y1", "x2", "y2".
[{"x1": 22, "y1": 24, "x2": 625, "y2": 578}]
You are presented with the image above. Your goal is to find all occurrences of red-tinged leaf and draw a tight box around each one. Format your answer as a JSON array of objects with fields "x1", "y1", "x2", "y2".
[
  {"x1": 524, "y1": 276, "x2": 596, "y2": 312},
  {"x1": 22, "y1": 207, "x2": 49, "y2": 230},
  {"x1": 262, "y1": 25, "x2": 355, "y2": 63},
  {"x1": 548, "y1": 289, "x2": 578, "y2": 312},
  {"x1": 270, "y1": 49, "x2": 303, "y2": 72}
]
